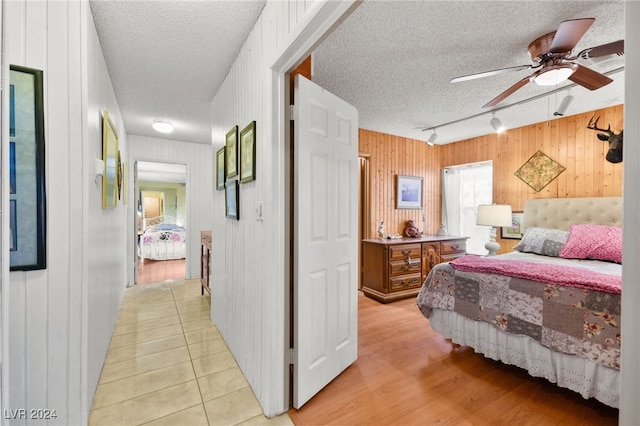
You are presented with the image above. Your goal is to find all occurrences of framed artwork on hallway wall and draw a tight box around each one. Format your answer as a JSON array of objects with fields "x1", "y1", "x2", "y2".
[
  {"x1": 239, "y1": 121, "x2": 256, "y2": 183},
  {"x1": 216, "y1": 146, "x2": 226, "y2": 190},
  {"x1": 225, "y1": 180, "x2": 239, "y2": 220},
  {"x1": 102, "y1": 109, "x2": 119, "y2": 208},
  {"x1": 9, "y1": 65, "x2": 47, "y2": 271},
  {"x1": 225, "y1": 125, "x2": 238, "y2": 179}
]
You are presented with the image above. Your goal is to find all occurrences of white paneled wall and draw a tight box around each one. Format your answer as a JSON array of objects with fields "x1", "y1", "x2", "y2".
[
  {"x1": 127, "y1": 135, "x2": 213, "y2": 282},
  {"x1": 210, "y1": 0, "x2": 359, "y2": 417},
  {"x1": 3, "y1": 1, "x2": 129, "y2": 424},
  {"x1": 84, "y1": 3, "x2": 129, "y2": 421}
]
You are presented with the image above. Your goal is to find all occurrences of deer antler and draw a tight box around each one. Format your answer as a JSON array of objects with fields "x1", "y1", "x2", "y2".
[{"x1": 587, "y1": 115, "x2": 612, "y2": 134}]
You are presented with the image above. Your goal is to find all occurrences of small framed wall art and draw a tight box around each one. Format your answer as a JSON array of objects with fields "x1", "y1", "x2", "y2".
[
  {"x1": 216, "y1": 146, "x2": 226, "y2": 190},
  {"x1": 396, "y1": 175, "x2": 423, "y2": 209},
  {"x1": 239, "y1": 121, "x2": 256, "y2": 183},
  {"x1": 225, "y1": 125, "x2": 238, "y2": 179},
  {"x1": 102, "y1": 109, "x2": 119, "y2": 208},
  {"x1": 501, "y1": 212, "x2": 524, "y2": 239},
  {"x1": 225, "y1": 180, "x2": 239, "y2": 220}
]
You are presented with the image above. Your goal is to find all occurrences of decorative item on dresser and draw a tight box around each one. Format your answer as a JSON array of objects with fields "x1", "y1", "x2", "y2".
[
  {"x1": 200, "y1": 230, "x2": 212, "y2": 295},
  {"x1": 361, "y1": 235, "x2": 467, "y2": 303}
]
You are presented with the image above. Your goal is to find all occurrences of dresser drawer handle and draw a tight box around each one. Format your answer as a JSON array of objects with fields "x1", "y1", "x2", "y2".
[{"x1": 451, "y1": 244, "x2": 458, "y2": 250}]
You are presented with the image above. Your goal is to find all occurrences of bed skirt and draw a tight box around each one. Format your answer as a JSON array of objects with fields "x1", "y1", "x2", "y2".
[{"x1": 428, "y1": 309, "x2": 619, "y2": 408}]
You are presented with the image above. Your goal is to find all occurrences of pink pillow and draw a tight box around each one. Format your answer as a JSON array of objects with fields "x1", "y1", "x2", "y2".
[{"x1": 559, "y1": 224, "x2": 622, "y2": 263}]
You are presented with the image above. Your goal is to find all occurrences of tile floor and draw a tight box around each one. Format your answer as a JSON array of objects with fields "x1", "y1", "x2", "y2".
[{"x1": 88, "y1": 279, "x2": 294, "y2": 426}]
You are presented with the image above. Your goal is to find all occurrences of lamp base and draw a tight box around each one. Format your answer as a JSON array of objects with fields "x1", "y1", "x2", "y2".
[
  {"x1": 485, "y1": 226, "x2": 500, "y2": 256},
  {"x1": 484, "y1": 240, "x2": 500, "y2": 256}
]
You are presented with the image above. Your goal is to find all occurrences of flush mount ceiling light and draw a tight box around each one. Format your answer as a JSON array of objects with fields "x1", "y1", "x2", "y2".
[
  {"x1": 490, "y1": 114, "x2": 506, "y2": 133},
  {"x1": 152, "y1": 120, "x2": 174, "y2": 134},
  {"x1": 427, "y1": 130, "x2": 438, "y2": 146},
  {"x1": 534, "y1": 65, "x2": 576, "y2": 86}
]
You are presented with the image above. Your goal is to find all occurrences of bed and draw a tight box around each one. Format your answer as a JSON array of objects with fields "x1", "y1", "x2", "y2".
[
  {"x1": 138, "y1": 215, "x2": 187, "y2": 261},
  {"x1": 417, "y1": 197, "x2": 623, "y2": 408}
]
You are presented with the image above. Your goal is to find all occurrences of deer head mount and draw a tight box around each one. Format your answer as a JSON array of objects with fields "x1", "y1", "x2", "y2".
[{"x1": 586, "y1": 115, "x2": 624, "y2": 163}]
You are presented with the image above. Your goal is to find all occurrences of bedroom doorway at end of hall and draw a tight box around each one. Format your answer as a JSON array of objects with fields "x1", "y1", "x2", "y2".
[{"x1": 134, "y1": 161, "x2": 188, "y2": 285}]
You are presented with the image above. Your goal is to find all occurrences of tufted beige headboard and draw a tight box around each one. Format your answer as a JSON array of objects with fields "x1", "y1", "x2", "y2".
[{"x1": 522, "y1": 197, "x2": 623, "y2": 231}]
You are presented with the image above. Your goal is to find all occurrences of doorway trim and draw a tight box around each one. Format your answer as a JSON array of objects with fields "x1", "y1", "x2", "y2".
[
  {"x1": 129, "y1": 158, "x2": 190, "y2": 287},
  {"x1": 269, "y1": 0, "x2": 362, "y2": 412}
]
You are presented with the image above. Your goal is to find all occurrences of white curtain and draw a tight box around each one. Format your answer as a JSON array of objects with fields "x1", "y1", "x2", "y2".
[{"x1": 442, "y1": 161, "x2": 493, "y2": 255}]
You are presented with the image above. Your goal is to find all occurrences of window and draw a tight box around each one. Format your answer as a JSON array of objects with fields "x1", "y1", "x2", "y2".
[{"x1": 442, "y1": 161, "x2": 493, "y2": 255}]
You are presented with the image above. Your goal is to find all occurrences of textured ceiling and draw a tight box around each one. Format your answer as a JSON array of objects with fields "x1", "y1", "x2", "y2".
[
  {"x1": 313, "y1": 0, "x2": 625, "y2": 144},
  {"x1": 90, "y1": 0, "x2": 624, "y2": 147},
  {"x1": 90, "y1": 0, "x2": 267, "y2": 145}
]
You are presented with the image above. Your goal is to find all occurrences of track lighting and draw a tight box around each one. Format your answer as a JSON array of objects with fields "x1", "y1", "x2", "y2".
[
  {"x1": 554, "y1": 94, "x2": 574, "y2": 116},
  {"x1": 427, "y1": 130, "x2": 438, "y2": 146},
  {"x1": 490, "y1": 114, "x2": 506, "y2": 133}
]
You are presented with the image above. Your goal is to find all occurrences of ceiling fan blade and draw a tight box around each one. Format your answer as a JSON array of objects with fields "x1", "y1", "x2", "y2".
[
  {"x1": 450, "y1": 65, "x2": 531, "y2": 83},
  {"x1": 549, "y1": 18, "x2": 595, "y2": 53},
  {"x1": 482, "y1": 75, "x2": 532, "y2": 108},
  {"x1": 568, "y1": 64, "x2": 613, "y2": 90},
  {"x1": 575, "y1": 39, "x2": 624, "y2": 60}
]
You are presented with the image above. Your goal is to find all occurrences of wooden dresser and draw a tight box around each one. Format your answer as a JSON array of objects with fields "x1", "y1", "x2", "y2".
[
  {"x1": 361, "y1": 236, "x2": 467, "y2": 303},
  {"x1": 200, "y1": 231, "x2": 212, "y2": 295}
]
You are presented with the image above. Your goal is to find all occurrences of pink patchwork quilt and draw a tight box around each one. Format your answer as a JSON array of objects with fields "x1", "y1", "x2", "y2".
[{"x1": 417, "y1": 255, "x2": 621, "y2": 370}]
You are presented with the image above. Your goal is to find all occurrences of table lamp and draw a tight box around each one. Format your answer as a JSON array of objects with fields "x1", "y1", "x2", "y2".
[{"x1": 476, "y1": 204, "x2": 512, "y2": 256}]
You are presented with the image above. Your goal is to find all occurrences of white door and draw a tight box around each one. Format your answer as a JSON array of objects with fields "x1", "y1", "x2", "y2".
[{"x1": 293, "y1": 74, "x2": 358, "y2": 408}]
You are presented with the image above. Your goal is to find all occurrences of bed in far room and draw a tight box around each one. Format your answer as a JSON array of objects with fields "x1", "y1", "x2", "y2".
[
  {"x1": 417, "y1": 197, "x2": 623, "y2": 408},
  {"x1": 138, "y1": 215, "x2": 187, "y2": 261}
]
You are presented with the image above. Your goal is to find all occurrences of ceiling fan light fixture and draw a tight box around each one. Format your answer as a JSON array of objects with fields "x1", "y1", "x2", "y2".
[
  {"x1": 427, "y1": 130, "x2": 438, "y2": 146},
  {"x1": 534, "y1": 66, "x2": 575, "y2": 86},
  {"x1": 490, "y1": 116, "x2": 506, "y2": 133},
  {"x1": 152, "y1": 120, "x2": 174, "y2": 133}
]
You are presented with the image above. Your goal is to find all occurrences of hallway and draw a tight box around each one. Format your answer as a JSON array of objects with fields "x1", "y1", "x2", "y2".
[{"x1": 88, "y1": 279, "x2": 293, "y2": 425}]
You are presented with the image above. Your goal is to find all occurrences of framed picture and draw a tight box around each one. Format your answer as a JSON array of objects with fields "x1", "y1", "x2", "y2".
[
  {"x1": 9, "y1": 200, "x2": 17, "y2": 252},
  {"x1": 501, "y1": 212, "x2": 524, "y2": 239},
  {"x1": 9, "y1": 65, "x2": 47, "y2": 271},
  {"x1": 239, "y1": 121, "x2": 256, "y2": 183},
  {"x1": 216, "y1": 146, "x2": 226, "y2": 190},
  {"x1": 396, "y1": 175, "x2": 423, "y2": 209},
  {"x1": 225, "y1": 125, "x2": 238, "y2": 179},
  {"x1": 102, "y1": 110, "x2": 119, "y2": 208},
  {"x1": 225, "y1": 180, "x2": 239, "y2": 220}
]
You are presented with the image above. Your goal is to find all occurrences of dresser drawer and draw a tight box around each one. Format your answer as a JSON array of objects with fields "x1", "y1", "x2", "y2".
[
  {"x1": 441, "y1": 239, "x2": 466, "y2": 254},
  {"x1": 388, "y1": 244, "x2": 421, "y2": 261},
  {"x1": 389, "y1": 273, "x2": 422, "y2": 292},
  {"x1": 388, "y1": 259, "x2": 421, "y2": 276}
]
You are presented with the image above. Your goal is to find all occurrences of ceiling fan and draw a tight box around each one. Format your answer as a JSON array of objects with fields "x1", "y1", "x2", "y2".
[{"x1": 451, "y1": 18, "x2": 624, "y2": 108}]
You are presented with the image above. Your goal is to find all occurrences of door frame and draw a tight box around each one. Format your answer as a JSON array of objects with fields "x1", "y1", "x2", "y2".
[
  {"x1": 129, "y1": 158, "x2": 189, "y2": 286},
  {"x1": 270, "y1": 1, "x2": 363, "y2": 410}
]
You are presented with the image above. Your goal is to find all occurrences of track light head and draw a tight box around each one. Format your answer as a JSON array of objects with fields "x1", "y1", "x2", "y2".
[
  {"x1": 554, "y1": 94, "x2": 574, "y2": 116},
  {"x1": 490, "y1": 116, "x2": 506, "y2": 133},
  {"x1": 427, "y1": 130, "x2": 438, "y2": 146}
]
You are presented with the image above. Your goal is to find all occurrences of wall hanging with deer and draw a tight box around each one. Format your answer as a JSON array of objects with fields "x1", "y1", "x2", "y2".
[{"x1": 587, "y1": 114, "x2": 624, "y2": 163}]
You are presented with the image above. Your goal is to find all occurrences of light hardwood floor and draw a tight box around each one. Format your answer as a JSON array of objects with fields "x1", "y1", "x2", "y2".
[
  {"x1": 289, "y1": 293, "x2": 619, "y2": 425},
  {"x1": 136, "y1": 257, "x2": 186, "y2": 284}
]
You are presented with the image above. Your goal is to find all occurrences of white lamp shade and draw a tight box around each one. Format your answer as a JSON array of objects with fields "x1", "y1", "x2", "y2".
[{"x1": 476, "y1": 204, "x2": 513, "y2": 227}]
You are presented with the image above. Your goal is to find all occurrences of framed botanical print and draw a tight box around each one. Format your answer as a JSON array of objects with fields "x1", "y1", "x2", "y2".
[
  {"x1": 239, "y1": 121, "x2": 256, "y2": 183},
  {"x1": 225, "y1": 125, "x2": 238, "y2": 179},
  {"x1": 216, "y1": 146, "x2": 226, "y2": 190},
  {"x1": 501, "y1": 212, "x2": 524, "y2": 239}
]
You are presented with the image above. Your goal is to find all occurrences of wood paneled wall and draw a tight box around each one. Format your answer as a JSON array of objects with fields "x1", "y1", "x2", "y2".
[
  {"x1": 359, "y1": 104, "x2": 624, "y2": 253},
  {"x1": 359, "y1": 129, "x2": 441, "y2": 238}
]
